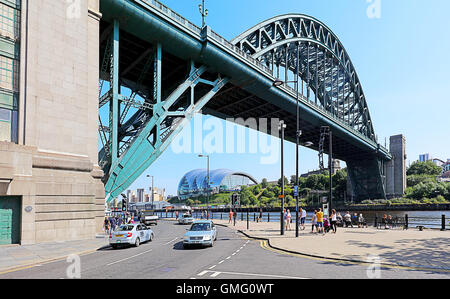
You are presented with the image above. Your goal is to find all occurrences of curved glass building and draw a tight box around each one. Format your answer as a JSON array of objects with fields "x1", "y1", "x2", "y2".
[{"x1": 177, "y1": 169, "x2": 258, "y2": 200}]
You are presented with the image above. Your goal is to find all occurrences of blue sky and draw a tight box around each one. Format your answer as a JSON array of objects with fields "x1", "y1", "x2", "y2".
[{"x1": 123, "y1": 0, "x2": 450, "y2": 196}]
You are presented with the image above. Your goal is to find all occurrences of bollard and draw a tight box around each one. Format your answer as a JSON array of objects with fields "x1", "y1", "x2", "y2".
[
  {"x1": 254, "y1": 213, "x2": 256, "y2": 222},
  {"x1": 268, "y1": 212, "x2": 270, "y2": 222},
  {"x1": 405, "y1": 214, "x2": 408, "y2": 230},
  {"x1": 221, "y1": 212, "x2": 223, "y2": 220},
  {"x1": 247, "y1": 210, "x2": 249, "y2": 230},
  {"x1": 241, "y1": 211, "x2": 244, "y2": 221},
  {"x1": 442, "y1": 215, "x2": 446, "y2": 231}
]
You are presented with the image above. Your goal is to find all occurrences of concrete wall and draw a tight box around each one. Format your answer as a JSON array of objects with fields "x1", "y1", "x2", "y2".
[{"x1": 0, "y1": 0, "x2": 104, "y2": 245}]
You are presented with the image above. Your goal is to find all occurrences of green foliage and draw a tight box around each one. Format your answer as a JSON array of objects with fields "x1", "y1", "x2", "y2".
[
  {"x1": 407, "y1": 161, "x2": 442, "y2": 176},
  {"x1": 407, "y1": 174, "x2": 436, "y2": 187},
  {"x1": 261, "y1": 178, "x2": 269, "y2": 189}
]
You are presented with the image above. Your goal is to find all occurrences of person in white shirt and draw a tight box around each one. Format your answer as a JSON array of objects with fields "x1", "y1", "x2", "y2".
[{"x1": 300, "y1": 208, "x2": 307, "y2": 231}]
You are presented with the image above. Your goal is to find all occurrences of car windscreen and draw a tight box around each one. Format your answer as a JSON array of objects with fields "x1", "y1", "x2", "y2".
[
  {"x1": 117, "y1": 225, "x2": 134, "y2": 231},
  {"x1": 190, "y1": 223, "x2": 211, "y2": 231}
]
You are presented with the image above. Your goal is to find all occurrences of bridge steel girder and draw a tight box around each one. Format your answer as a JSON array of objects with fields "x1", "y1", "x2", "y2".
[
  {"x1": 99, "y1": 22, "x2": 229, "y2": 201},
  {"x1": 100, "y1": 0, "x2": 392, "y2": 201}
]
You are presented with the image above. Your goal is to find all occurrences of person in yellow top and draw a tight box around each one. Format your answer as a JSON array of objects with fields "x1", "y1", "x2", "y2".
[{"x1": 316, "y1": 208, "x2": 324, "y2": 234}]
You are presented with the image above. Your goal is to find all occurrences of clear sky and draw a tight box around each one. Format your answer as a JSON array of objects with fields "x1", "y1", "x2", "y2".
[{"x1": 123, "y1": 0, "x2": 450, "y2": 196}]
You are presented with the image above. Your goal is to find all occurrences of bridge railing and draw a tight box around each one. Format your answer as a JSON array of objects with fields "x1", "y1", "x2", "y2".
[{"x1": 142, "y1": 0, "x2": 202, "y2": 35}]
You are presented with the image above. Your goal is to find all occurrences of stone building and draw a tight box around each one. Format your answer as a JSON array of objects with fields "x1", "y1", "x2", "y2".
[{"x1": 0, "y1": 1, "x2": 103, "y2": 245}]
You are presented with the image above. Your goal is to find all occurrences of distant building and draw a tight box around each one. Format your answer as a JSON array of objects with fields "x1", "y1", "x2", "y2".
[
  {"x1": 419, "y1": 153, "x2": 431, "y2": 162},
  {"x1": 301, "y1": 160, "x2": 341, "y2": 178},
  {"x1": 178, "y1": 169, "x2": 258, "y2": 200}
]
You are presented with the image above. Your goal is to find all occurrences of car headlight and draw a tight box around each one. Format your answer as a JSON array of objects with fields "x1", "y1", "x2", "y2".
[
  {"x1": 184, "y1": 236, "x2": 189, "y2": 241},
  {"x1": 203, "y1": 235, "x2": 212, "y2": 241}
]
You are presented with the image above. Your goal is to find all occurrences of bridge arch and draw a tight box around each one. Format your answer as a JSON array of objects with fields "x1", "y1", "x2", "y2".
[{"x1": 232, "y1": 14, "x2": 375, "y2": 142}]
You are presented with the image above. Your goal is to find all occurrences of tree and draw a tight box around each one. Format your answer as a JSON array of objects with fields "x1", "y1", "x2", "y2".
[
  {"x1": 261, "y1": 178, "x2": 269, "y2": 188},
  {"x1": 278, "y1": 176, "x2": 289, "y2": 187},
  {"x1": 407, "y1": 161, "x2": 442, "y2": 176}
]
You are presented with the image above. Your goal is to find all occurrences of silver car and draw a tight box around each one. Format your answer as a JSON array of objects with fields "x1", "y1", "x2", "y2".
[
  {"x1": 109, "y1": 223, "x2": 154, "y2": 249},
  {"x1": 183, "y1": 220, "x2": 217, "y2": 248},
  {"x1": 178, "y1": 213, "x2": 194, "y2": 225}
]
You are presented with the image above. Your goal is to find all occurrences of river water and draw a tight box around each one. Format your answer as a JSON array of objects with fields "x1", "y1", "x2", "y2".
[{"x1": 200, "y1": 210, "x2": 450, "y2": 229}]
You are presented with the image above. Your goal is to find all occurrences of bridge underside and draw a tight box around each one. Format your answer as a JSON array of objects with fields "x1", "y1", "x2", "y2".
[{"x1": 98, "y1": 0, "x2": 391, "y2": 202}]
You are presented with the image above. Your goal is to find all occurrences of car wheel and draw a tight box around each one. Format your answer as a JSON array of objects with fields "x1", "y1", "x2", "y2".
[
  {"x1": 150, "y1": 233, "x2": 154, "y2": 242},
  {"x1": 135, "y1": 238, "x2": 140, "y2": 247}
]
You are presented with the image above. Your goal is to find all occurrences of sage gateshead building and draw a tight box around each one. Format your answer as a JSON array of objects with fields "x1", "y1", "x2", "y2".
[{"x1": 177, "y1": 169, "x2": 258, "y2": 200}]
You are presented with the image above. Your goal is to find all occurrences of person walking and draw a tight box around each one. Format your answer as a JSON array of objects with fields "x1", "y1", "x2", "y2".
[
  {"x1": 311, "y1": 210, "x2": 318, "y2": 233},
  {"x1": 228, "y1": 209, "x2": 233, "y2": 224},
  {"x1": 104, "y1": 217, "x2": 110, "y2": 235},
  {"x1": 316, "y1": 208, "x2": 324, "y2": 234},
  {"x1": 286, "y1": 209, "x2": 292, "y2": 231},
  {"x1": 330, "y1": 209, "x2": 337, "y2": 234},
  {"x1": 300, "y1": 208, "x2": 307, "y2": 230}
]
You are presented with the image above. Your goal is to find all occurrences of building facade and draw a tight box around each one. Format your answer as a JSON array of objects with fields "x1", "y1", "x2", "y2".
[
  {"x1": 178, "y1": 169, "x2": 258, "y2": 200},
  {"x1": 0, "y1": 0, "x2": 103, "y2": 245}
]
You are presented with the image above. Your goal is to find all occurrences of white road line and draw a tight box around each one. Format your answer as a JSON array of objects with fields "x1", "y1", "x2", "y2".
[
  {"x1": 106, "y1": 249, "x2": 153, "y2": 266},
  {"x1": 232, "y1": 253, "x2": 236, "y2": 256},
  {"x1": 226, "y1": 256, "x2": 231, "y2": 260},
  {"x1": 200, "y1": 270, "x2": 308, "y2": 280},
  {"x1": 218, "y1": 260, "x2": 224, "y2": 264},
  {"x1": 164, "y1": 237, "x2": 178, "y2": 245},
  {"x1": 197, "y1": 270, "x2": 208, "y2": 276},
  {"x1": 209, "y1": 265, "x2": 217, "y2": 270}
]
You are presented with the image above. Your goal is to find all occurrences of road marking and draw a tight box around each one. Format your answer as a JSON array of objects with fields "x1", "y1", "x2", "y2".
[
  {"x1": 106, "y1": 249, "x2": 153, "y2": 266},
  {"x1": 199, "y1": 270, "x2": 308, "y2": 279},
  {"x1": 218, "y1": 260, "x2": 224, "y2": 264},
  {"x1": 197, "y1": 270, "x2": 208, "y2": 276},
  {"x1": 226, "y1": 256, "x2": 231, "y2": 260},
  {"x1": 208, "y1": 265, "x2": 217, "y2": 270},
  {"x1": 164, "y1": 238, "x2": 178, "y2": 245},
  {"x1": 232, "y1": 253, "x2": 236, "y2": 256}
]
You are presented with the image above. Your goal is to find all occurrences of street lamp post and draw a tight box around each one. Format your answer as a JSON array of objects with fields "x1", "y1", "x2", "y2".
[
  {"x1": 279, "y1": 120, "x2": 286, "y2": 236},
  {"x1": 198, "y1": 0, "x2": 208, "y2": 28},
  {"x1": 198, "y1": 154, "x2": 210, "y2": 220},
  {"x1": 146, "y1": 175, "x2": 154, "y2": 210}
]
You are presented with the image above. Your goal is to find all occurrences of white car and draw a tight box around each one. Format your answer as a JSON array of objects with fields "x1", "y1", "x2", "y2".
[
  {"x1": 183, "y1": 220, "x2": 217, "y2": 248},
  {"x1": 109, "y1": 223, "x2": 154, "y2": 249},
  {"x1": 178, "y1": 213, "x2": 194, "y2": 225}
]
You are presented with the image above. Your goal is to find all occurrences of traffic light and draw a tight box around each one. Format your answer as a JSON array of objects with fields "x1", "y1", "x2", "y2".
[{"x1": 121, "y1": 198, "x2": 127, "y2": 212}]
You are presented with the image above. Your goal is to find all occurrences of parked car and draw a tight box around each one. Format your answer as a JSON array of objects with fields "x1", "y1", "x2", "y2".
[
  {"x1": 183, "y1": 220, "x2": 217, "y2": 249},
  {"x1": 178, "y1": 213, "x2": 194, "y2": 225},
  {"x1": 109, "y1": 223, "x2": 154, "y2": 249}
]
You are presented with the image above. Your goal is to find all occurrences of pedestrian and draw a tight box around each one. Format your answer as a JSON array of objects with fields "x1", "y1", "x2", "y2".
[
  {"x1": 110, "y1": 217, "x2": 116, "y2": 232},
  {"x1": 330, "y1": 209, "x2": 337, "y2": 233},
  {"x1": 286, "y1": 209, "x2": 292, "y2": 231},
  {"x1": 176, "y1": 211, "x2": 179, "y2": 219},
  {"x1": 283, "y1": 209, "x2": 287, "y2": 230},
  {"x1": 258, "y1": 208, "x2": 263, "y2": 223},
  {"x1": 344, "y1": 211, "x2": 352, "y2": 228},
  {"x1": 316, "y1": 208, "x2": 324, "y2": 234},
  {"x1": 300, "y1": 208, "x2": 307, "y2": 230},
  {"x1": 311, "y1": 210, "x2": 318, "y2": 233},
  {"x1": 228, "y1": 209, "x2": 233, "y2": 224},
  {"x1": 104, "y1": 217, "x2": 110, "y2": 235}
]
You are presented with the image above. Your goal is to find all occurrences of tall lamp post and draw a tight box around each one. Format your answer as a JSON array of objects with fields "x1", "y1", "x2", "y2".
[
  {"x1": 198, "y1": 0, "x2": 208, "y2": 28},
  {"x1": 273, "y1": 78, "x2": 313, "y2": 237},
  {"x1": 198, "y1": 154, "x2": 210, "y2": 220},
  {"x1": 146, "y1": 175, "x2": 154, "y2": 210},
  {"x1": 278, "y1": 120, "x2": 286, "y2": 236}
]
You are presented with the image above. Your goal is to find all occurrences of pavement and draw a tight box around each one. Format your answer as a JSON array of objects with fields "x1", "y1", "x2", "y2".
[
  {"x1": 0, "y1": 235, "x2": 109, "y2": 274},
  {"x1": 212, "y1": 218, "x2": 450, "y2": 271}
]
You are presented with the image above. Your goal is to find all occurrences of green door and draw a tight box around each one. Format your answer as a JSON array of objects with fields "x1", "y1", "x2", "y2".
[
  {"x1": 0, "y1": 209, "x2": 12, "y2": 245},
  {"x1": 0, "y1": 196, "x2": 21, "y2": 245}
]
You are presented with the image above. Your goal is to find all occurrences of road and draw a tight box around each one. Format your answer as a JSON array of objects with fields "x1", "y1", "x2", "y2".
[{"x1": 0, "y1": 220, "x2": 448, "y2": 279}]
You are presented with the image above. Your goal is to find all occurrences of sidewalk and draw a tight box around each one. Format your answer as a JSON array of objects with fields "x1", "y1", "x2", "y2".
[
  {"x1": 0, "y1": 235, "x2": 109, "y2": 273},
  {"x1": 213, "y1": 219, "x2": 450, "y2": 272}
]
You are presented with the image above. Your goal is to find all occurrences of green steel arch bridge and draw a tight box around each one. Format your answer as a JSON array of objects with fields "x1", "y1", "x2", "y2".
[{"x1": 98, "y1": 0, "x2": 392, "y2": 202}]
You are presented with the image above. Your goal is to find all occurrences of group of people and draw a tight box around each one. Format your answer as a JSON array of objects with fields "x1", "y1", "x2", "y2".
[
  {"x1": 281, "y1": 208, "x2": 368, "y2": 235},
  {"x1": 103, "y1": 213, "x2": 134, "y2": 235}
]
